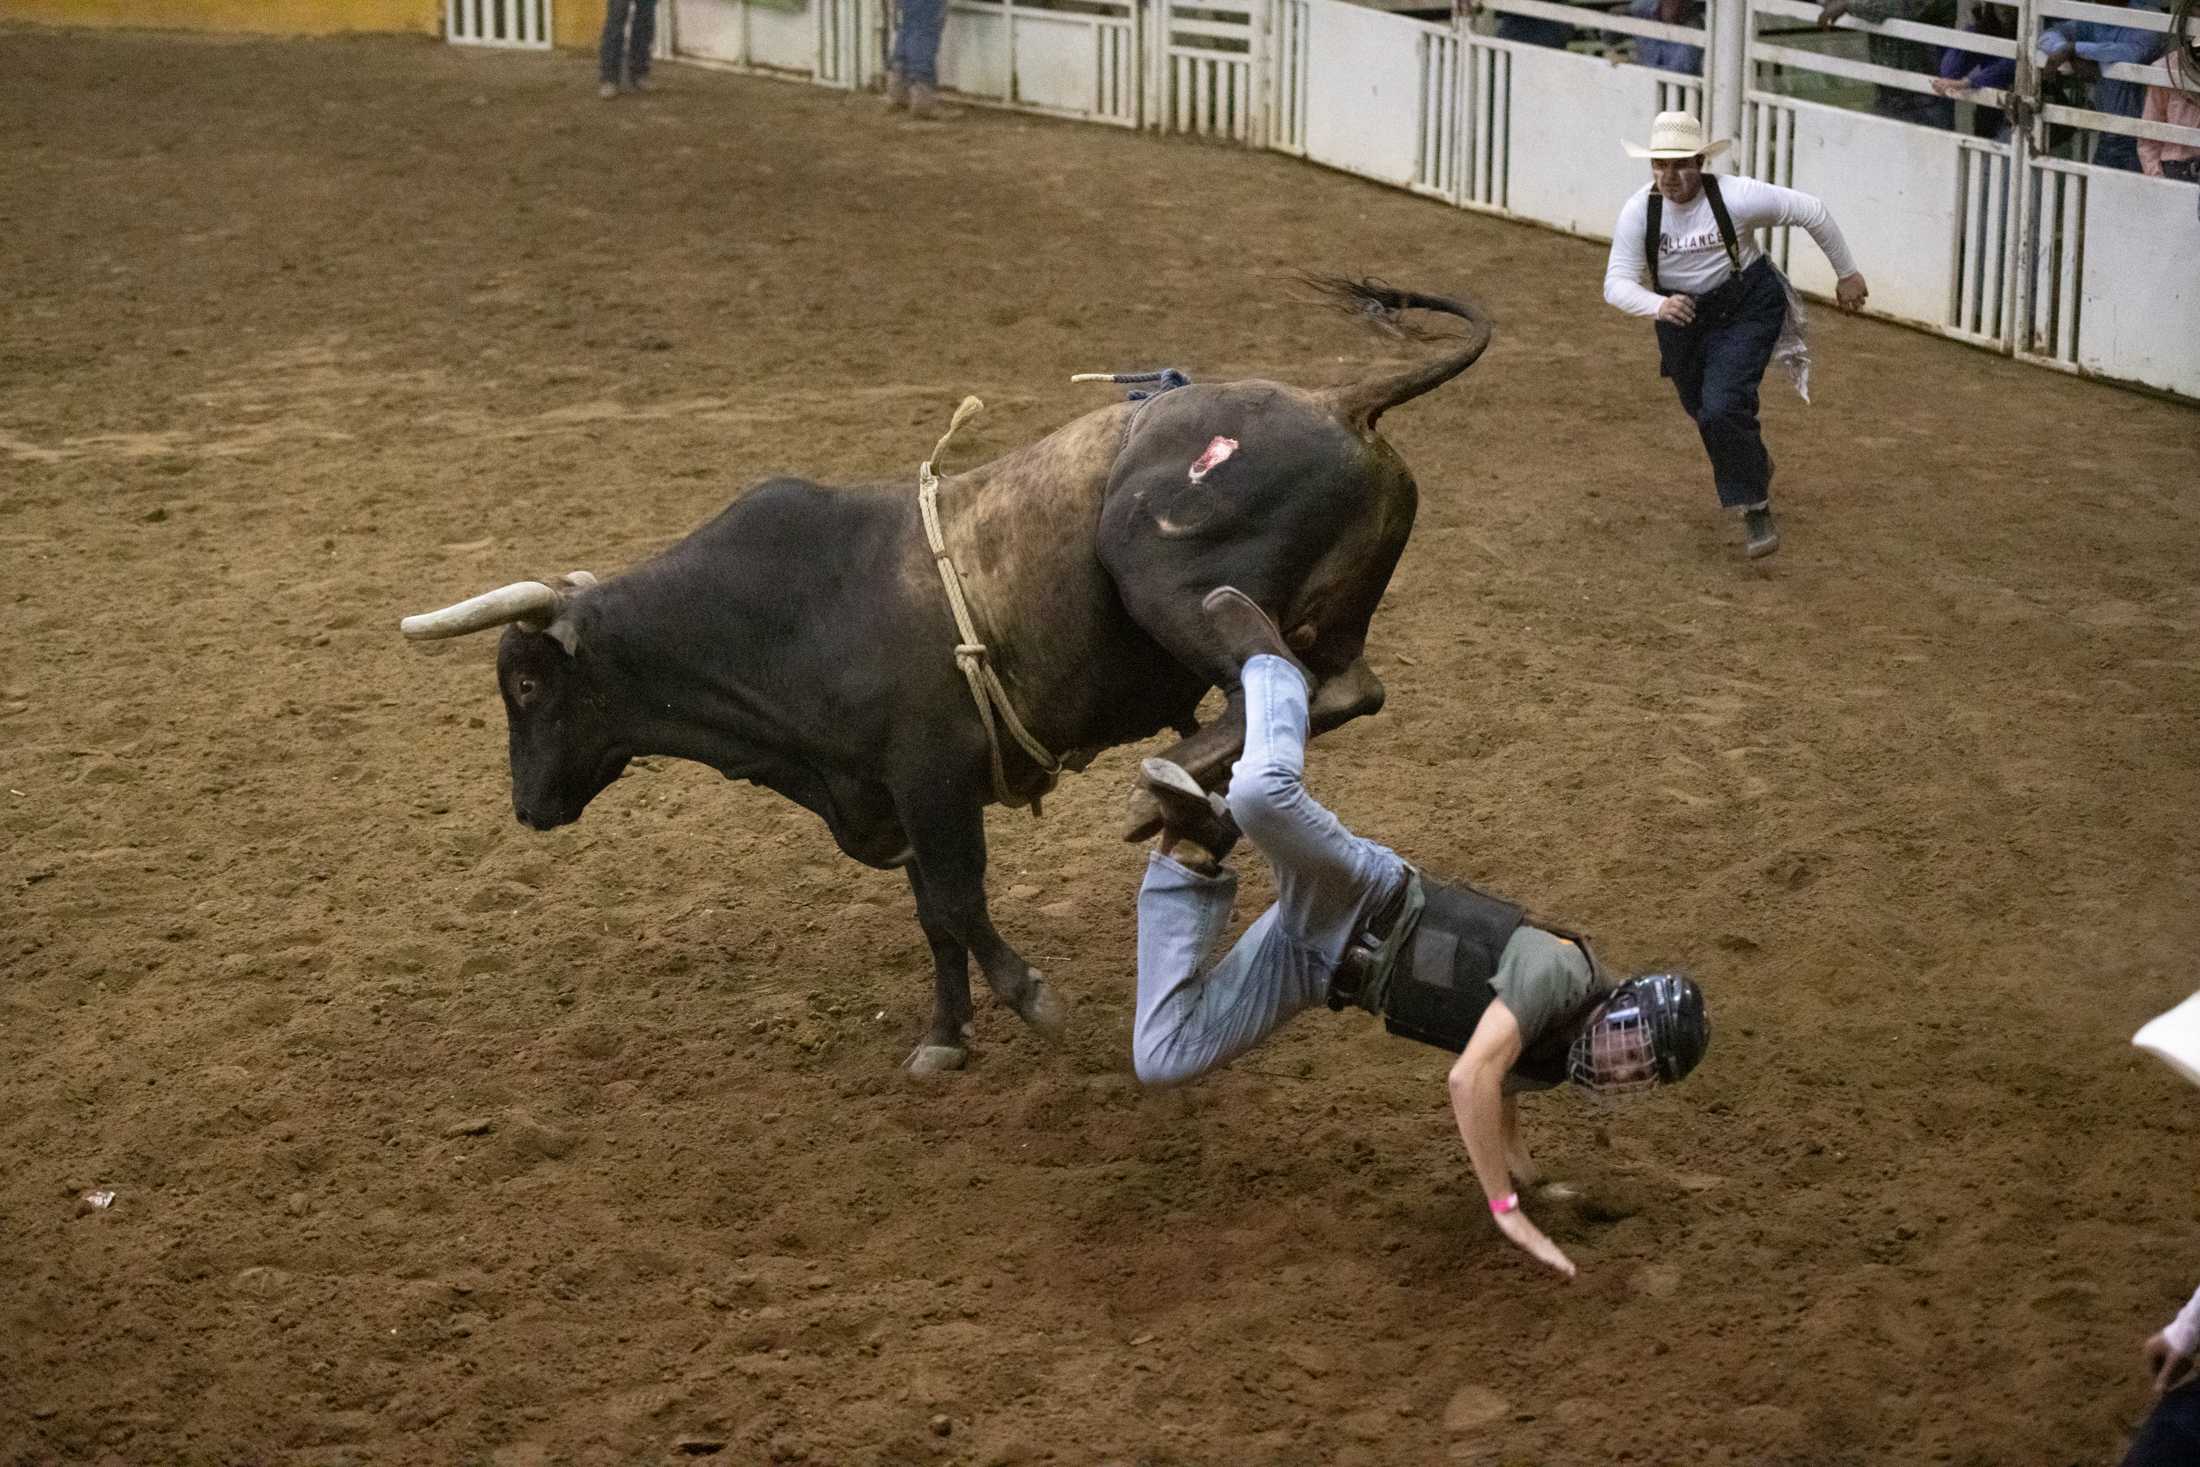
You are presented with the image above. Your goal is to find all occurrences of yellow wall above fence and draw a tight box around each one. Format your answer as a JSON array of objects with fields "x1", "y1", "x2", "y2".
[{"x1": 0, "y1": 0, "x2": 442, "y2": 36}]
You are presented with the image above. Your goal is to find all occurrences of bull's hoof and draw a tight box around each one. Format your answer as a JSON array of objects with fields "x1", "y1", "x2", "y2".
[
  {"x1": 1309, "y1": 659, "x2": 1387, "y2": 734},
  {"x1": 905, "y1": 1043, "x2": 969, "y2": 1074},
  {"x1": 1123, "y1": 787, "x2": 1165, "y2": 844},
  {"x1": 1018, "y1": 977, "x2": 1070, "y2": 1042}
]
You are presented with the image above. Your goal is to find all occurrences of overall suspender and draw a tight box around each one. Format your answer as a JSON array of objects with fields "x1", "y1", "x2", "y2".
[{"x1": 1645, "y1": 174, "x2": 1743, "y2": 296}]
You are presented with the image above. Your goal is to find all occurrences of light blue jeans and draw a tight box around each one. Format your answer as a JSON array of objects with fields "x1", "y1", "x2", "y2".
[
  {"x1": 1132, "y1": 656, "x2": 1408, "y2": 1086},
  {"x1": 891, "y1": 0, "x2": 949, "y2": 86}
]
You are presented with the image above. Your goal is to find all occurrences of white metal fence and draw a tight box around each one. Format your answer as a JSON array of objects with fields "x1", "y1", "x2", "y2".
[
  {"x1": 447, "y1": 0, "x2": 554, "y2": 48},
  {"x1": 634, "y1": 0, "x2": 2200, "y2": 399}
]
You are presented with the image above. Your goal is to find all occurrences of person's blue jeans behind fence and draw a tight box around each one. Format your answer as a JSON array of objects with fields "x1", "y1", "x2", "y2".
[
  {"x1": 1627, "y1": 0, "x2": 1703, "y2": 73},
  {"x1": 599, "y1": 0, "x2": 657, "y2": 84},
  {"x1": 1654, "y1": 257, "x2": 1788, "y2": 512},
  {"x1": 892, "y1": 0, "x2": 949, "y2": 86}
]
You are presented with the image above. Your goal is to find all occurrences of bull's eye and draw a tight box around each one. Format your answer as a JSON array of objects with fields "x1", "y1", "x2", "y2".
[{"x1": 514, "y1": 675, "x2": 539, "y2": 704}]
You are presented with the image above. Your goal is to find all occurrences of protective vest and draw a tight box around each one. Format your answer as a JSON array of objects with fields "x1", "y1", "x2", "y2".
[{"x1": 1333, "y1": 871, "x2": 1598, "y2": 1086}]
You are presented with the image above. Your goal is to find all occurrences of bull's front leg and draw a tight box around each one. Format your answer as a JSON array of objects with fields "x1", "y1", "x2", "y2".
[
  {"x1": 895, "y1": 780, "x2": 1071, "y2": 1057},
  {"x1": 904, "y1": 864, "x2": 977, "y2": 1074},
  {"x1": 1121, "y1": 657, "x2": 1389, "y2": 840}
]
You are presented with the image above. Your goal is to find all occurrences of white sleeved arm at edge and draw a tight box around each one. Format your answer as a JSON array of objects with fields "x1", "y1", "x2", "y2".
[
  {"x1": 1720, "y1": 175, "x2": 1862, "y2": 280},
  {"x1": 2167, "y1": 1283, "x2": 2200, "y2": 1359},
  {"x1": 1602, "y1": 189, "x2": 1666, "y2": 318}
]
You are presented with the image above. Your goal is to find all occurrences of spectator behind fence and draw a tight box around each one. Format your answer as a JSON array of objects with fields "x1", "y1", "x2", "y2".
[
  {"x1": 1818, "y1": 0, "x2": 1958, "y2": 128},
  {"x1": 886, "y1": 0, "x2": 957, "y2": 120},
  {"x1": 1495, "y1": 9, "x2": 1580, "y2": 49},
  {"x1": 2139, "y1": 47, "x2": 2200, "y2": 182},
  {"x1": 2123, "y1": 994, "x2": 2200, "y2": 1466},
  {"x1": 1630, "y1": 0, "x2": 1705, "y2": 73},
  {"x1": 597, "y1": 0, "x2": 657, "y2": 100},
  {"x1": 1930, "y1": 5, "x2": 2018, "y2": 139},
  {"x1": 2039, "y1": 0, "x2": 2168, "y2": 171}
]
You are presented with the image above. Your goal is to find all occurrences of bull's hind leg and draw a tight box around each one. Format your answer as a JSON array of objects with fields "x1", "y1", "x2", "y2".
[{"x1": 894, "y1": 780, "x2": 1070, "y2": 1056}]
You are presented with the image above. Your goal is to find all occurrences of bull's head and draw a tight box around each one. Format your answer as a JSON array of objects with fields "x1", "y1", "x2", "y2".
[{"x1": 400, "y1": 572, "x2": 630, "y2": 830}]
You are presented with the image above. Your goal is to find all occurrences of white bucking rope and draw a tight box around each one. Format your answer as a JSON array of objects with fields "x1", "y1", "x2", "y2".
[{"x1": 917, "y1": 395, "x2": 1061, "y2": 815}]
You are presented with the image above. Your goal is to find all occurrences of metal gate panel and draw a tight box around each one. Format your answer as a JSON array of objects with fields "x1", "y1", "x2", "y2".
[
  {"x1": 1016, "y1": 4, "x2": 1140, "y2": 124},
  {"x1": 935, "y1": 0, "x2": 1140, "y2": 124},
  {"x1": 939, "y1": 0, "x2": 1011, "y2": 98},
  {"x1": 1458, "y1": 39, "x2": 1510, "y2": 212},
  {"x1": 1414, "y1": 24, "x2": 1463, "y2": 202},
  {"x1": 670, "y1": 0, "x2": 747, "y2": 65},
  {"x1": 2016, "y1": 161, "x2": 2200, "y2": 398},
  {"x1": 447, "y1": 0, "x2": 551, "y2": 48},
  {"x1": 746, "y1": 2, "x2": 820, "y2": 71},
  {"x1": 1946, "y1": 140, "x2": 2014, "y2": 348},
  {"x1": 1152, "y1": 0, "x2": 1260, "y2": 141},
  {"x1": 1299, "y1": 0, "x2": 1427, "y2": 187},
  {"x1": 671, "y1": 0, "x2": 825, "y2": 74},
  {"x1": 1753, "y1": 95, "x2": 1967, "y2": 327},
  {"x1": 1499, "y1": 41, "x2": 1680, "y2": 237}
]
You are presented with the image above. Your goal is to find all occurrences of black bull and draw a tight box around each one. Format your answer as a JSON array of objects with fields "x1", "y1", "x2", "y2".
[{"x1": 401, "y1": 280, "x2": 1491, "y2": 1071}]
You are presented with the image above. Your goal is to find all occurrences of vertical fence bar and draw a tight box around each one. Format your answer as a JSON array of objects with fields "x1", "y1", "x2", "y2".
[
  {"x1": 1990, "y1": 152, "x2": 2009, "y2": 341},
  {"x1": 2032, "y1": 169, "x2": 2056, "y2": 356},
  {"x1": 2057, "y1": 171, "x2": 2081, "y2": 362}
]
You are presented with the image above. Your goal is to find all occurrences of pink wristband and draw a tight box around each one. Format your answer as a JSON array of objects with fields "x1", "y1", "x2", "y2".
[{"x1": 1489, "y1": 1192, "x2": 1519, "y2": 1216}]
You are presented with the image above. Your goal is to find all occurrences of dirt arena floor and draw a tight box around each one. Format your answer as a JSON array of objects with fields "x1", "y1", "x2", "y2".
[{"x1": 5, "y1": 24, "x2": 2199, "y2": 1467}]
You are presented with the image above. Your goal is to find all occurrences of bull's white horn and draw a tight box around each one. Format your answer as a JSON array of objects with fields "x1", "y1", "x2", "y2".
[{"x1": 400, "y1": 581, "x2": 563, "y2": 641}]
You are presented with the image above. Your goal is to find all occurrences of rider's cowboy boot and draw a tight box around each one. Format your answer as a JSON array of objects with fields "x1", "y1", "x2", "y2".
[
  {"x1": 1202, "y1": 585, "x2": 1312, "y2": 684},
  {"x1": 1139, "y1": 757, "x2": 1240, "y2": 868}
]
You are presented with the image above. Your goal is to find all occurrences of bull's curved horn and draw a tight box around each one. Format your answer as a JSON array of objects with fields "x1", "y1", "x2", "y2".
[{"x1": 400, "y1": 581, "x2": 563, "y2": 641}]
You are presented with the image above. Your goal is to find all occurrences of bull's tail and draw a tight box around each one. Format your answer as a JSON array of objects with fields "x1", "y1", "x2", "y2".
[{"x1": 1301, "y1": 275, "x2": 1494, "y2": 431}]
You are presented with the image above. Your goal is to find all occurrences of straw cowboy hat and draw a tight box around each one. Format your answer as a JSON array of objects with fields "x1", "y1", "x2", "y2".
[
  {"x1": 2135, "y1": 991, "x2": 2200, "y2": 1089},
  {"x1": 1622, "y1": 110, "x2": 1733, "y2": 160}
]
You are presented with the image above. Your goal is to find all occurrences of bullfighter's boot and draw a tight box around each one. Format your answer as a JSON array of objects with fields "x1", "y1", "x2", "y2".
[
  {"x1": 908, "y1": 82, "x2": 961, "y2": 121},
  {"x1": 1743, "y1": 506, "x2": 1781, "y2": 560},
  {"x1": 883, "y1": 69, "x2": 909, "y2": 108},
  {"x1": 1139, "y1": 758, "x2": 1240, "y2": 872},
  {"x1": 1201, "y1": 586, "x2": 1312, "y2": 686}
]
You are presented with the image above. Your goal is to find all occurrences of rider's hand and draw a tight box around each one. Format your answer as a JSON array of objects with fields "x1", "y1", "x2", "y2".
[
  {"x1": 1494, "y1": 1207, "x2": 1577, "y2": 1280},
  {"x1": 2146, "y1": 1331, "x2": 2196, "y2": 1394},
  {"x1": 1656, "y1": 294, "x2": 1697, "y2": 326},
  {"x1": 1835, "y1": 273, "x2": 1869, "y2": 312}
]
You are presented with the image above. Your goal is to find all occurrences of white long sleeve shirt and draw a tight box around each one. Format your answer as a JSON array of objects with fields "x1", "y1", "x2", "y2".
[
  {"x1": 2166, "y1": 1284, "x2": 2200, "y2": 1359},
  {"x1": 1602, "y1": 175, "x2": 1861, "y2": 318}
]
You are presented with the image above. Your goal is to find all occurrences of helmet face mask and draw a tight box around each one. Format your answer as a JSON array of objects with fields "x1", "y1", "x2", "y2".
[{"x1": 1567, "y1": 972, "x2": 1708, "y2": 1098}]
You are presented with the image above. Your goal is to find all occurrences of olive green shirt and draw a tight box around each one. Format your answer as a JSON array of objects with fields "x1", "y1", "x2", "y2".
[{"x1": 1494, "y1": 926, "x2": 1596, "y2": 1093}]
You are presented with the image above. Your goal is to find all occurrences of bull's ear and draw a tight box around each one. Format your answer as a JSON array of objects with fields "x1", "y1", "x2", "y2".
[{"x1": 542, "y1": 570, "x2": 596, "y2": 654}]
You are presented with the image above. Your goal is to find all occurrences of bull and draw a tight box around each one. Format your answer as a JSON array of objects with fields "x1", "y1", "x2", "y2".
[{"x1": 400, "y1": 280, "x2": 1490, "y2": 1072}]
